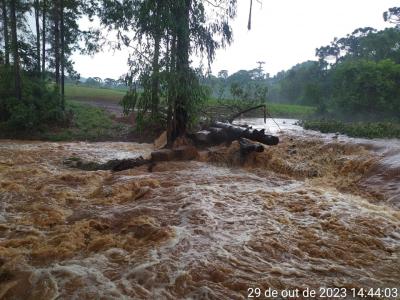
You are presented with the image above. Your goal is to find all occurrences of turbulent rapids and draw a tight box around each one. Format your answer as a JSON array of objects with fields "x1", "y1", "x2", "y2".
[{"x1": 0, "y1": 124, "x2": 399, "y2": 299}]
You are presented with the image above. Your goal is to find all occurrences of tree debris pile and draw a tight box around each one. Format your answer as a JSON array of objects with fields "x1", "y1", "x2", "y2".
[
  {"x1": 192, "y1": 122, "x2": 279, "y2": 146},
  {"x1": 64, "y1": 121, "x2": 279, "y2": 172}
]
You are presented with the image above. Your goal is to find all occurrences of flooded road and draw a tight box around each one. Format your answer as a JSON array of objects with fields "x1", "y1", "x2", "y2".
[{"x1": 0, "y1": 121, "x2": 399, "y2": 299}]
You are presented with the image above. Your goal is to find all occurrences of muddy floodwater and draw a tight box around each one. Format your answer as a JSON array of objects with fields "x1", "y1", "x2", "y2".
[{"x1": 0, "y1": 119, "x2": 399, "y2": 299}]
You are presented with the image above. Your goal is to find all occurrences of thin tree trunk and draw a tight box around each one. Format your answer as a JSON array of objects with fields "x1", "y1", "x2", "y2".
[
  {"x1": 172, "y1": 0, "x2": 191, "y2": 141},
  {"x1": 53, "y1": 0, "x2": 60, "y2": 96},
  {"x1": 2, "y1": 0, "x2": 9, "y2": 65},
  {"x1": 34, "y1": 0, "x2": 40, "y2": 73},
  {"x1": 60, "y1": 0, "x2": 65, "y2": 109},
  {"x1": 42, "y1": 0, "x2": 46, "y2": 76},
  {"x1": 151, "y1": 32, "x2": 161, "y2": 117},
  {"x1": 10, "y1": 0, "x2": 21, "y2": 100},
  {"x1": 166, "y1": 33, "x2": 176, "y2": 146},
  {"x1": 150, "y1": 2, "x2": 162, "y2": 118},
  {"x1": 247, "y1": 0, "x2": 253, "y2": 30}
]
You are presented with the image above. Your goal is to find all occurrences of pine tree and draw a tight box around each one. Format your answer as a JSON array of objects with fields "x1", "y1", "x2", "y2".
[
  {"x1": 34, "y1": 0, "x2": 40, "y2": 73},
  {"x1": 10, "y1": 0, "x2": 21, "y2": 100},
  {"x1": 42, "y1": 0, "x2": 46, "y2": 75},
  {"x1": 1, "y1": 0, "x2": 9, "y2": 65}
]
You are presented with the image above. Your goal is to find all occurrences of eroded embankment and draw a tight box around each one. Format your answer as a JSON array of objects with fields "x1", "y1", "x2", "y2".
[{"x1": 0, "y1": 137, "x2": 399, "y2": 299}]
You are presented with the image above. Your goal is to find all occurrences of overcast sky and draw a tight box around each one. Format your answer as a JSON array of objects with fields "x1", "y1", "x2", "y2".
[{"x1": 71, "y1": 0, "x2": 399, "y2": 79}]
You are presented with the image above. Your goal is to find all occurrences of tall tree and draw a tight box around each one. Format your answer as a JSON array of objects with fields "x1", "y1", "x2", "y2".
[
  {"x1": 53, "y1": 0, "x2": 60, "y2": 94},
  {"x1": 317, "y1": 27, "x2": 400, "y2": 66},
  {"x1": 172, "y1": 0, "x2": 191, "y2": 139},
  {"x1": 60, "y1": 0, "x2": 65, "y2": 109},
  {"x1": 166, "y1": 33, "x2": 177, "y2": 143},
  {"x1": 41, "y1": 0, "x2": 46, "y2": 75},
  {"x1": 10, "y1": 0, "x2": 21, "y2": 100},
  {"x1": 97, "y1": 0, "x2": 237, "y2": 143},
  {"x1": 384, "y1": 7, "x2": 400, "y2": 25},
  {"x1": 248, "y1": 0, "x2": 253, "y2": 30},
  {"x1": 150, "y1": 1, "x2": 162, "y2": 118},
  {"x1": 1, "y1": 0, "x2": 9, "y2": 65},
  {"x1": 34, "y1": 0, "x2": 40, "y2": 73},
  {"x1": 169, "y1": 0, "x2": 237, "y2": 141}
]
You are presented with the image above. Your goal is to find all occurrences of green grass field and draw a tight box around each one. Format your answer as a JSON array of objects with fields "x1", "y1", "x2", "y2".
[
  {"x1": 60, "y1": 86, "x2": 317, "y2": 141},
  {"x1": 267, "y1": 103, "x2": 316, "y2": 119},
  {"x1": 36, "y1": 85, "x2": 131, "y2": 141},
  {"x1": 206, "y1": 98, "x2": 316, "y2": 119},
  {"x1": 66, "y1": 85, "x2": 316, "y2": 119},
  {"x1": 43, "y1": 100, "x2": 130, "y2": 141},
  {"x1": 301, "y1": 119, "x2": 400, "y2": 139},
  {"x1": 65, "y1": 84, "x2": 126, "y2": 102}
]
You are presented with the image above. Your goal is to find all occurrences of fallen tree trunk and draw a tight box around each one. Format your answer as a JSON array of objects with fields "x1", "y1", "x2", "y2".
[
  {"x1": 64, "y1": 122, "x2": 277, "y2": 172},
  {"x1": 64, "y1": 146, "x2": 198, "y2": 172},
  {"x1": 193, "y1": 122, "x2": 279, "y2": 146},
  {"x1": 213, "y1": 122, "x2": 279, "y2": 145},
  {"x1": 151, "y1": 146, "x2": 198, "y2": 162},
  {"x1": 64, "y1": 156, "x2": 150, "y2": 171},
  {"x1": 228, "y1": 104, "x2": 267, "y2": 124},
  {"x1": 239, "y1": 138, "x2": 264, "y2": 156}
]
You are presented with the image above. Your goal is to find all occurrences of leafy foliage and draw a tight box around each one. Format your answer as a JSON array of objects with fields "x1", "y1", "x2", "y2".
[
  {"x1": 384, "y1": 7, "x2": 400, "y2": 25},
  {"x1": 331, "y1": 59, "x2": 400, "y2": 117},
  {"x1": 96, "y1": 0, "x2": 238, "y2": 141},
  {"x1": 120, "y1": 90, "x2": 138, "y2": 116},
  {"x1": 229, "y1": 81, "x2": 267, "y2": 108},
  {"x1": 0, "y1": 66, "x2": 63, "y2": 130},
  {"x1": 0, "y1": 0, "x2": 101, "y2": 133},
  {"x1": 268, "y1": 61, "x2": 323, "y2": 105},
  {"x1": 261, "y1": 24, "x2": 400, "y2": 120},
  {"x1": 301, "y1": 119, "x2": 400, "y2": 139}
]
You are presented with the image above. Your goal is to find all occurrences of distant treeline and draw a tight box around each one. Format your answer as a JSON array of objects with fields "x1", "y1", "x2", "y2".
[
  {"x1": 78, "y1": 77, "x2": 127, "y2": 90},
  {"x1": 204, "y1": 23, "x2": 400, "y2": 121}
]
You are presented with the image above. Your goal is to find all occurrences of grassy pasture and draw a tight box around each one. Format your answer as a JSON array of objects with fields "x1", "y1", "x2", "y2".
[{"x1": 65, "y1": 84, "x2": 126, "y2": 102}]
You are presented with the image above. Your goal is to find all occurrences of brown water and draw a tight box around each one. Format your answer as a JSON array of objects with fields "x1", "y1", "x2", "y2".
[{"x1": 0, "y1": 126, "x2": 399, "y2": 299}]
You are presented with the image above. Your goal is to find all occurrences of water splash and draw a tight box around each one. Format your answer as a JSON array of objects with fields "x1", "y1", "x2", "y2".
[{"x1": 0, "y1": 132, "x2": 399, "y2": 299}]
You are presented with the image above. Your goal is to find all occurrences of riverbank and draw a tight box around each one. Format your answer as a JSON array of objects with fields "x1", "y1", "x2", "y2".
[
  {"x1": 4, "y1": 83, "x2": 400, "y2": 141},
  {"x1": 1, "y1": 84, "x2": 318, "y2": 143},
  {"x1": 0, "y1": 100, "x2": 160, "y2": 143},
  {"x1": 301, "y1": 119, "x2": 400, "y2": 139},
  {"x1": 0, "y1": 101, "x2": 131, "y2": 142}
]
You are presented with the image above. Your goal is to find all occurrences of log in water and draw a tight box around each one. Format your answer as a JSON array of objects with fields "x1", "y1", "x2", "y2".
[
  {"x1": 194, "y1": 122, "x2": 279, "y2": 146},
  {"x1": 213, "y1": 121, "x2": 279, "y2": 145}
]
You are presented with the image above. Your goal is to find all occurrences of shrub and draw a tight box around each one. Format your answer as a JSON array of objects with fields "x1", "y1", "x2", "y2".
[
  {"x1": 331, "y1": 59, "x2": 400, "y2": 117},
  {"x1": 301, "y1": 119, "x2": 400, "y2": 139},
  {"x1": 0, "y1": 66, "x2": 64, "y2": 131}
]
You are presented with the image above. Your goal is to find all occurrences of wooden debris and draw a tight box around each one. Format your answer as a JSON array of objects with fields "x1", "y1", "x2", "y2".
[
  {"x1": 154, "y1": 131, "x2": 167, "y2": 149},
  {"x1": 193, "y1": 122, "x2": 279, "y2": 146},
  {"x1": 65, "y1": 146, "x2": 198, "y2": 172},
  {"x1": 151, "y1": 146, "x2": 198, "y2": 162},
  {"x1": 151, "y1": 149, "x2": 175, "y2": 162},
  {"x1": 63, "y1": 156, "x2": 150, "y2": 171},
  {"x1": 239, "y1": 138, "x2": 264, "y2": 157}
]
